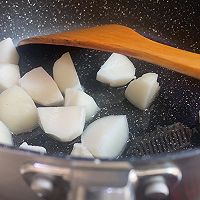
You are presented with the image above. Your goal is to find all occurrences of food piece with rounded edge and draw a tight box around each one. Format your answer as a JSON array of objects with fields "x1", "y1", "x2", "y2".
[
  {"x1": 0, "y1": 64, "x2": 20, "y2": 93},
  {"x1": 20, "y1": 67, "x2": 64, "y2": 106},
  {"x1": 125, "y1": 73, "x2": 160, "y2": 110},
  {"x1": 20, "y1": 142, "x2": 46, "y2": 153},
  {"x1": 38, "y1": 106, "x2": 85, "y2": 142},
  {"x1": 0, "y1": 38, "x2": 19, "y2": 64},
  {"x1": 198, "y1": 111, "x2": 200, "y2": 123},
  {"x1": 65, "y1": 88, "x2": 99, "y2": 121},
  {"x1": 96, "y1": 53, "x2": 136, "y2": 87},
  {"x1": 71, "y1": 143, "x2": 93, "y2": 158},
  {"x1": 53, "y1": 53, "x2": 82, "y2": 93},
  {"x1": 82, "y1": 115, "x2": 129, "y2": 158},
  {"x1": 0, "y1": 121, "x2": 13, "y2": 146},
  {"x1": 0, "y1": 86, "x2": 38, "y2": 134}
]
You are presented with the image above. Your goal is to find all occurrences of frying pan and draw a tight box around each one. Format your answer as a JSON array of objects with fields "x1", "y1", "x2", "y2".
[{"x1": 1, "y1": 0, "x2": 200, "y2": 200}]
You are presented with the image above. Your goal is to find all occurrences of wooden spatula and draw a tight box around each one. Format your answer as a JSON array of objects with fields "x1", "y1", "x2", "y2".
[{"x1": 19, "y1": 24, "x2": 200, "y2": 79}]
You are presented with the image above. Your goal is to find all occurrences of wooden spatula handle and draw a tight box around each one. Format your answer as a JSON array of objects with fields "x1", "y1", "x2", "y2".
[{"x1": 19, "y1": 25, "x2": 200, "y2": 79}]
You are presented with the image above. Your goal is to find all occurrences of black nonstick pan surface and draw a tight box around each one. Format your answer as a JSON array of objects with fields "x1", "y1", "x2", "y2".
[{"x1": 1, "y1": 0, "x2": 200, "y2": 160}]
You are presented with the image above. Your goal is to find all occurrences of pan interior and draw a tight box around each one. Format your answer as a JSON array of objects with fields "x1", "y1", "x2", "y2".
[{"x1": 12, "y1": 44, "x2": 200, "y2": 159}]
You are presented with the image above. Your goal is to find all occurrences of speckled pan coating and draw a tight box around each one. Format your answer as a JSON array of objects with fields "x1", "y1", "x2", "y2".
[
  {"x1": 1, "y1": 0, "x2": 200, "y2": 159},
  {"x1": 1, "y1": 0, "x2": 200, "y2": 49}
]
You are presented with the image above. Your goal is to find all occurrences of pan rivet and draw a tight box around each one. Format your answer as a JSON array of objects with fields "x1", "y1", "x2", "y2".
[
  {"x1": 144, "y1": 177, "x2": 169, "y2": 199},
  {"x1": 30, "y1": 176, "x2": 54, "y2": 198}
]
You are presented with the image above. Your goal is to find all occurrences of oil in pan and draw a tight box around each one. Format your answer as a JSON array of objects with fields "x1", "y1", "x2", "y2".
[{"x1": 12, "y1": 43, "x2": 200, "y2": 159}]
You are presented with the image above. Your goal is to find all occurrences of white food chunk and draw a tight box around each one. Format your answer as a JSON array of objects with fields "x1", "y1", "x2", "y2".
[
  {"x1": 53, "y1": 53, "x2": 82, "y2": 93},
  {"x1": 0, "y1": 121, "x2": 13, "y2": 146},
  {"x1": 20, "y1": 67, "x2": 64, "y2": 106},
  {"x1": 0, "y1": 86, "x2": 38, "y2": 134},
  {"x1": 0, "y1": 38, "x2": 19, "y2": 65},
  {"x1": 65, "y1": 88, "x2": 99, "y2": 121},
  {"x1": 125, "y1": 73, "x2": 160, "y2": 110},
  {"x1": 71, "y1": 143, "x2": 93, "y2": 158},
  {"x1": 20, "y1": 142, "x2": 46, "y2": 153},
  {"x1": 38, "y1": 106, "x2": 85, "y2": 142},
  {"x1": 96, "y1": 53, "x2": 136, "y2": 87},
  {"x1": 198, "y1": 111, "x2": 200, "y2": 123},
  {"x1": 141, "y1": 72, "x2": 158, "y2": 81},
  {"x1": 0, "y1": 64, "x2": 20, "y2": 93},
  {"x1": 81, "y1": 115, "x2": 129, "y2": 158}
]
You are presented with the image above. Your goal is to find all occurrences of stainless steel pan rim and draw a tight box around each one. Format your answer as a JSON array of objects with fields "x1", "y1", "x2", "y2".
[{"x1": 3, "y1": 141, "x2": 200, "y2": 163}]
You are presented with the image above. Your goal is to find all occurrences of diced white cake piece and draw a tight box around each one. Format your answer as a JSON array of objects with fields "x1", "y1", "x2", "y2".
[
  {"x1": 0, "y1": 121, "x2": 13, "y2": 146},
  {"x1": 71, "y1": 143, "x2": 93, "y2": 158},
  {"x1": 20, "y1": 67, "x2": 64, "y2": 106},
  {"x1": 96, "y1": 53, "x2": 136, "y2": 87},
  {"x1": 0, "y1": 38, "x2": 19, "y2": 65},
  {"x1": 125, "y1": 73, "x2": 160, "y2": 110},
  {"x1": 0, "y1": 86, "x2": 38, "y2": 134},
  {"x1": 38, "y1": 106, "x2": 85, "y2": 142},
  {"x1": 20, "y1": 142, "x2": 46, "y2": 153},
  {"x1": 81, "y1": 115, "x2": 129, "y2": 158},
  {"x1": 0, "y1": 64, "x2": 20, "y2": 93},
  {"x1": 65, "y1": 88, "x2": 99, "y2": 121},
  {"x1": 53, "y1": 53, "x2": 82, "y2": 93}
]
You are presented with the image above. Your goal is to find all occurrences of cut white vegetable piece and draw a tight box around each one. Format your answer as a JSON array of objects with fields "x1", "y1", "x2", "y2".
[
  {"x1": 38, "y1": 106, "x2": 85, "y2": 142},
  {"x1": 141, "y1": 73, "x2": 158, "y2": 80},
  {"x1": 71, "y1": 143, "x2": 93, "y2": 158},
  {"x1": 0, "y1": 121, "x2": 13, "y2": 146},
  {"x1": 53, "y1": 53, "x2": 82, "y2": 93},
  {"x1": 0, "y1": 86, "x2": 38, "y2": 134},
  {"x1": 96, "y1": 53, "x2": 136, "y2": 87},
  {"x1": 0, "y1": 64, "x2": 20, "y2": 93},
  {"x1": 20, "y1": 142, "x2": 46, "y2": 153},
  {"x1": 125, "y1": 72, "x2": 160, "y2": 110},
  {"x1": 65, "y1": 88, "x2": 99, "y2": 121},
  {"x1": 199, "y1": 111, "x2": 200, "y2": 123},
  {"x1": 82, "y1": 115, "x2": 129, "y2": 158},
  {"x1": 0, "y1": 38, "x2": 19, "y2": 64},
  {"x1": 20, "y1": 67, "x2": 64, "y2": 106}
]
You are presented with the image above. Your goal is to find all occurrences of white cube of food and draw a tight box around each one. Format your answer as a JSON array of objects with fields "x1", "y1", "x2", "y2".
[
  {"x1": 0, "y1": 121, "x2": 13, "y2": 146},
  {"x1": 65, "y1": 88, "x2": 99, "y2": 121},
  {"x1": 20, "y1": 142, "x2": 46, "y2": 153},
  {"x1": 0, "y1": 86, "x2": 38, "y2": 134},
  {"x1": 199, "y1": 111, "x2": 200, "y2": 123},
  {"x1": 81, "y1": 115, "x2": 129, "y2": 158},
  {"x1": 38, "y1": 106, "x2": 85, "y2": 142},
  {"x1": 0, "y1": 64, "x2": 20, "y2": 93},
  {"x1": 53, "y1": 53, "x2": 82, "y2": 93},
  {"x1": 125, "y1": 73, "x2": 160, "y2": 110},
  {"x1": 141, "y1": 72, "x2": 158, "y2": 81},
  {"x1": 71, "y1": 143, "x2": 93, "y2": 158},
  {"x1": 0, "y1": 38, "x2": 19, "y2": 65},
  {"x1": 96, "y1": 53, "x2": 136, "y2": 87},
  {"x1": 20, "y1": 67, "x2": 64, "y2": 106}
]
